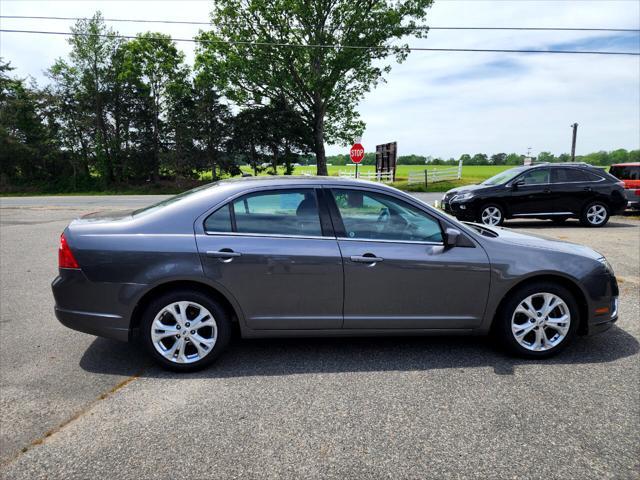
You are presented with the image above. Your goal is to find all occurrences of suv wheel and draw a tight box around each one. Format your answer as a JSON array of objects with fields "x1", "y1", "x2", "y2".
[
  {"x1": 141, "y1": 289, "x2": 231, "y2": 372},
  {"x1": 495, "y1": 282, "x2": 578, "y2": 358},
  {"x1": 580, "y1": 201, "x2": 610, "y2": 227},
  {"x1": 479, "y1": 204, "x2": 504, "y2": 226}
]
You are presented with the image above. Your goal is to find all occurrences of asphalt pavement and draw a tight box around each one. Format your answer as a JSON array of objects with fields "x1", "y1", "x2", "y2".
[{"x1": 0, "y1": 194, "x2": 638, "y2": 479}]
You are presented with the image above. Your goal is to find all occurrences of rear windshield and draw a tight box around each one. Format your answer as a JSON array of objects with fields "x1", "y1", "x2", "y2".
[
  {"x1": 609, "y1": 165, "x2": 640, "y2": 181},
  {"x1": 133, "y1": 182, "x2": 218, "y2": 216}
]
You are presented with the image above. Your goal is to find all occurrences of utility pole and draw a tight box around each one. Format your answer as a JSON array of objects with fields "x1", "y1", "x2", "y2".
[{"x1": 570, "y1": 123, "x2": 578, "y2": 162}]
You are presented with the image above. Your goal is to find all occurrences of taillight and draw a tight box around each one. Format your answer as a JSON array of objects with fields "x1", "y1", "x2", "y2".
[{"x1": 59, "y1": 233, "x2": 79, "y2": 269}]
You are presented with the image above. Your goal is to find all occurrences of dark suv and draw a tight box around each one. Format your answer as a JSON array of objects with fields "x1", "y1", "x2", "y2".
[{"x1": 442, "y1": 163, "x2": 627, "y2": 227}]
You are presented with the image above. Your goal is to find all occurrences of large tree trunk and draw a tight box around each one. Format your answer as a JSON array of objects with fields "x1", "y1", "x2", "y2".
[{"x1": 313, "y1": 113, "x2": 327, "y2": 176}]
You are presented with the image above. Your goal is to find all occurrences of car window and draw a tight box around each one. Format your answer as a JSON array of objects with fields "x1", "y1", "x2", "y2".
[
  {"x1": 552, "y1": 168, "x2": 591, "y2": 183},
  {"x1": 204, "y1": 204, "x2": 233, "y2": 232},
  {"x1": 232, "y1": 189, "x2": 322, "y2": 236},
  {"x1": 520, "y1": 169, "x2": 549, "y2": 185},
  {"x1": 331, "y1": 189, "x2": 443, "y2": 243},
  {"x1": 610, "y1": 165, "x2": 640, "y2": 180}
]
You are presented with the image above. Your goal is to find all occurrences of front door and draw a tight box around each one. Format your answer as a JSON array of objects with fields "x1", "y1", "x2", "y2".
[
  {"x1": 327, "y1": 188, "x2": 491, "y2": 329},
  {"x1": 195, "y1": 188, "x2": 343, "y2": 330},
  {"x1": 509, "y1": 168, "x2": 556, "y2": 215}
]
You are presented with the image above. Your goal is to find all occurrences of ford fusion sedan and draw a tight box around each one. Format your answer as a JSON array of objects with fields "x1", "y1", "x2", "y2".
[
  {"x1": 442, "y1": 163, "x2": 627, "y2": 227},
  {"x1": 53, "y1": 177, "x2": 619, "y2": 371}
]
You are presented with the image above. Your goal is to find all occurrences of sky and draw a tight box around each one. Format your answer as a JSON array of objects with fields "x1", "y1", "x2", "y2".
[{"x1": 1, "y1": 0, "x2": 639, "y2": 159}]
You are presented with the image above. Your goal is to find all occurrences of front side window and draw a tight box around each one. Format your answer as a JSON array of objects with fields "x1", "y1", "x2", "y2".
[
  {"x1": 520, "y1": 168, "x2": 550, "y2": 185},
  {"x1": 232, "y1": 189, "x2": 322, "y2": 236},
  {"x1": 331, "y1": 189, "x2": 443, "y2": 243}
]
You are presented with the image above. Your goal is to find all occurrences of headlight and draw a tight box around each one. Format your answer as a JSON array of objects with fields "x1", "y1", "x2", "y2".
[
  {"x1": 453, "y1": 192, "x2": 474, "y2": 202},
  {"x1": 598, "y1": 257, "x2": 614, "y2": 275}
]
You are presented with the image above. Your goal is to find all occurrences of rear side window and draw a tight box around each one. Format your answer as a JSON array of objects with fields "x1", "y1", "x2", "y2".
[
  {"x1": 204, "y1": 204, "x2": 233, "y2": 232},
  {"x1": 610, "y1": 165, "x2": 640, "y2": 180},
  {"x1": 552, "y1": 168, "x2": 592, "y2": 183},
  {"x1": 232, "y1": 189, "x2": 322, "y2": 236}
]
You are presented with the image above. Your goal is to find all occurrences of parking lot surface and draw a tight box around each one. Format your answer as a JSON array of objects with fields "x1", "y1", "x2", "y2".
[{"x1": 0, "y1": 195, "x2": 638, "y2": 479}]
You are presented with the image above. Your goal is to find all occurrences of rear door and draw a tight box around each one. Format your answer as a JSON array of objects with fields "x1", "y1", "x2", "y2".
[
  {"x1": 327, "y1": 187, "x2": 490, "y2": 330},
  {"x1": 551, "y1": 168, "x2": 602, "y2": 214},
  {"x1": 195, "y1": 187, "x2": 344, "y2": 330},
  {"x1": 509, "y1": 168, "x2": 556, "y2": 215}
]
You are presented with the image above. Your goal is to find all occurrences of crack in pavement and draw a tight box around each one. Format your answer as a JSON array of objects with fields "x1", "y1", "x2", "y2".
[{"x1": 0, "y1": 369, "x2": 146, "y2": 469}]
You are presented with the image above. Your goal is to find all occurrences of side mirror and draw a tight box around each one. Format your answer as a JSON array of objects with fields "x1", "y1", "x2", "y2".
[
  {"x1": 512, "y1": 179, "x2": 525, "y2": 189},
  {"x1": 445, "y1": 227, "x2": 461, "y2": 248}
]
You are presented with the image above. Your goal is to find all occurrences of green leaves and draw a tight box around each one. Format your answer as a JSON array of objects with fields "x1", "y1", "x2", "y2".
[{"x1": 197, "y1": 0, "x2": 434, "y2": 174}]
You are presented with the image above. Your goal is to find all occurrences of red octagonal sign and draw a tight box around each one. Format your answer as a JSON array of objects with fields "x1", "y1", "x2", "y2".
[{"x1": 350, "y1": 143, "x2": 365, "y2": 164}]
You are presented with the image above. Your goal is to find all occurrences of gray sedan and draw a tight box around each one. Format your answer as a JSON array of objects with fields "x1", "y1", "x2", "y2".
[{"x1": 52, "y1": 177, "x2": 619, "y2": 371}]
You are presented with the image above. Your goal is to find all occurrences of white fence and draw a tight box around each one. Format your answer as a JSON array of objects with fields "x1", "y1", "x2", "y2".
[
  {"x1": 338, "y1": 170, "x2": 394, "y2": 183},
  {"x1": 407, "y1": 161, "x2": 462, "y2": 186}
]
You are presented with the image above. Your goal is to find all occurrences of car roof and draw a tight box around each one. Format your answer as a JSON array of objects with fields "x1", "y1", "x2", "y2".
[{"x1": 611, "y1": 162, "x2": 640, "y2": 167}]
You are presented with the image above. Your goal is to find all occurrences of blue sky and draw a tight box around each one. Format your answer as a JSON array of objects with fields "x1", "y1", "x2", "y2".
[{"x1": 1, "y1": 0, "x2": 638, "y2": 158}]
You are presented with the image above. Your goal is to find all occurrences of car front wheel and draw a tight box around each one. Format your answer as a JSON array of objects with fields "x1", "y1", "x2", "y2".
[
  {"x1": 495, "y1": 282, "x2": 578, "y2": 358},
  {"x1": 479, "y1": 204, "x2": 504, "y2": 226},
  {"x1": 141, "y1": 289, "x2": 231, "y2": 372}
]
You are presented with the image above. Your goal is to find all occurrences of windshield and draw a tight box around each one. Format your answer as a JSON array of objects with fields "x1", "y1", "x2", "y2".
[
  {"x1": 481, "y1": 167, "x2": 527, "y2": 186},
  {"x1": 133, "y1": 182, "x2": 218, "y2": 216}
]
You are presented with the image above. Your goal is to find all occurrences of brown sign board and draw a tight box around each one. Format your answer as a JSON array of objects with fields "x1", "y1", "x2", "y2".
[{"x1": 375, "y1": 142, "x2": 397, "y2": 181}]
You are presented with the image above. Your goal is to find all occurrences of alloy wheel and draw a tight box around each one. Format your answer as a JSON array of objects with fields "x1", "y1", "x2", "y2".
[
  {"x1": 586, "y1": 204, "x2": 607, "y2": 226},
  {"x1": 481, "y1": 206, "x2": 502, "y2": 226},
  {"x1": 511, "y1": 292, "x2": 570, "y2": 352},
  {"x1": 150, "y1": 301, "x2": 218, "y2": 364}
]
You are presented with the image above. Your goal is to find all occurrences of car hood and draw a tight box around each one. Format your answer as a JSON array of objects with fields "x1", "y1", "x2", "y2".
[
  {"x1": 477, "y1": 224, "x2": 602, "y2": 260},
  {"x1": 445, "y1": 184, "x2": 495, "y2": 195}
]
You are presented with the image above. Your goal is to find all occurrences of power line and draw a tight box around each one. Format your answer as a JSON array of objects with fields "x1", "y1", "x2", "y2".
[
  {"x1": 1, "y1": 29, "x2": 639, "y2": 56},
  {"x1": 1, "y1": 15, "x2": 639, "y2": 33}
]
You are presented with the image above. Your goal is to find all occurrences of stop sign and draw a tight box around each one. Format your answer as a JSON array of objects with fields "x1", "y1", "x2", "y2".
[{"x1": 350, "y1": 143, "x2": 365, "y2": 164}]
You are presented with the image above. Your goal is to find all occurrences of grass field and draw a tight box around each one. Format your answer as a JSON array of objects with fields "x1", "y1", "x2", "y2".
[{"x1": 235, "y1": 164, "x2": 512, "y2": 192}]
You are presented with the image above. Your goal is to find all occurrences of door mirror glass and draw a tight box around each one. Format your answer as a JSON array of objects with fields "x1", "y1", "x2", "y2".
[
  {"x1": 512, "y1": 179, "x2": 525, "y2": 188},
  {"x1": 445, "y1": 227, "x2": 461, "y2": 247}
]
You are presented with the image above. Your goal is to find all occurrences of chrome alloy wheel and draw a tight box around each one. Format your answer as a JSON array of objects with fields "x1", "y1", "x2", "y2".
[
  {"x1": 481, "y1": 206, "x2": 502, "y2": 226},
  {"x1": 586, "y1": 204, "x2": 607, "y2": 225},
  {"x1": 511, "y1": 293, "x2": 570, "y2": 352},
  {"x1": 151, "y1": 301, "x2": 218, "y2": 364}
]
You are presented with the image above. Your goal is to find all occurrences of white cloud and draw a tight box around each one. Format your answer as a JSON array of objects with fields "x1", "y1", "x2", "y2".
[{"x1": 1, "y1": 0, "x2": 638, "y2": 158}]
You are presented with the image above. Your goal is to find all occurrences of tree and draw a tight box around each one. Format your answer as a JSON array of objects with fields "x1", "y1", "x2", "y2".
[
  {"x1": 537, "y1": 151, "x2": 555, "y2": 163},
  {"x1": 121, "y1": 33, "x2": 186, "y2": 181},
  {"x1": 490, "y1": 153, "x2": 506, "y2": 165},
  {"x1": 196, "y1": 0, "x2": 433, "y2": 175}
]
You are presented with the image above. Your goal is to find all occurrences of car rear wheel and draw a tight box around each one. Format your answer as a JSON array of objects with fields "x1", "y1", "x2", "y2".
[
  {"x1": 580, "y1": 201, "x2": 610, "y2": 227},
  {"x1": 479, "y1": 204, "x2": 504, "y2": 226},
  {"x1": 141, "y1": 290, "x2": 231, "y2": 372},
  {"x1": 495, "y1": 282, "x2": 578, "y2": 358}
]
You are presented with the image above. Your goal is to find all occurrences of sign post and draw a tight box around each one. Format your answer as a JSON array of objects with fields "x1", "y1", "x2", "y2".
[{"x1": 350, "y1": 143, "x2": 364, "y2": 178}]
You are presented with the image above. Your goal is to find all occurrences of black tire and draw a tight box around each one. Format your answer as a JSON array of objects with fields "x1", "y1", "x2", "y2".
[
  {"x1": 478, "y1": 203, "x2": 505, "y2": 226},
  {"x1": 494, "y1": 281, "x2": 579, "y2": 358},
  {"x1": 580, "y1": 201, "x2": 610, "y2": 227},
  {"x1": 141, "y1": 289, "x2": 232, "y2": 372}
]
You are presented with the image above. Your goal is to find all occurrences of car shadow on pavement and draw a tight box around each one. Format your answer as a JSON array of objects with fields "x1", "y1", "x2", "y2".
[{"x1": 79, "y1": 325, "x2": 639, "y2": 379}]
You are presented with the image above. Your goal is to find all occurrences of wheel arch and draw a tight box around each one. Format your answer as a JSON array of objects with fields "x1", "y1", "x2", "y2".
[
  {"x1": 490, "y1": 273, "x2": 590, "y2": 335},
  {"x1": 129, "y1": 280, "x2": 242, "y2": 340}
]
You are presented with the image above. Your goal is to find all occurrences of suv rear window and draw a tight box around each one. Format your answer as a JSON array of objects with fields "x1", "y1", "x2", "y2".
[
  {"x1": 610, "y1": 165, "x2": 640, "y2": 181},
  {"x1": 552, "y1": 168, "x2": 601, "y2": 183}
]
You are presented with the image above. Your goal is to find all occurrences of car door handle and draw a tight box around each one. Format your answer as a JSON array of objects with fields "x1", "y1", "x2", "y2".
[
  {"x1": 583, "y1": 186, "x2": 592, "y2": 192},
  {"x1": 206, "y1": 249, "x2": 242, "y2": 259},
  {"x1": 543, "y1": 188, "x2": 552, "y2": 193},
  {"x1": 350, "y1": 254, "x2": 384, "y2": 264}
]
